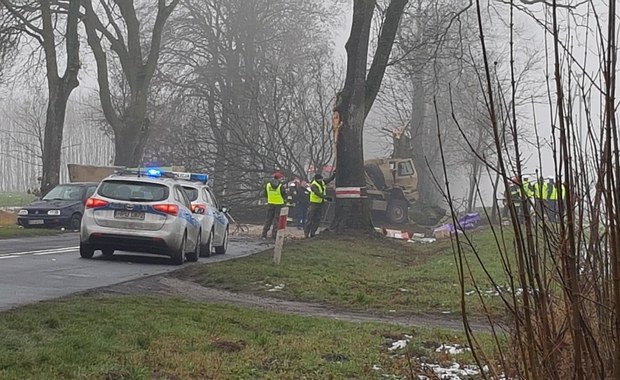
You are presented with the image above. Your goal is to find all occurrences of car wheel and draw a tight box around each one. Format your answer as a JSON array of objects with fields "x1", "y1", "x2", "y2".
[
  {"x1": 80, "y1": 243, "x2": 94, "y2": 259},
  {"x1": 186, "y1": 231, "x2": 200, "y2": 263},
  {"x1": 200, "y1": 229, "x2": 213, "y2": 258},
  {"x1": 102, "y1": 248, "x2": 114, "y2": 258},
  {"x1": 214, "y1": 228, "x2": 229, "y2": 255},
  {"x1": 70, "y1": 214, "x2": 82, "y2": 231},
  {"x1": 171, "y1": 232, "x2": 187, "y2": 265}
]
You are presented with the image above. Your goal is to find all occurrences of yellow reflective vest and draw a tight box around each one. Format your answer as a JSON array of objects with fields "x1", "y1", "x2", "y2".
[
  {"x1": 266, "y1": 183, "x2": 285, "y2": 205},
  {"x1": 309, "y1": 180, "x2": 326, "y2": 204}
]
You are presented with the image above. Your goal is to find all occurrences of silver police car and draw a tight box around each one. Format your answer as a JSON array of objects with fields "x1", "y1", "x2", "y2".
[
  {"x1": 79, "y1": 170, "x2": 201, "y2": 265},
  {"x1": 178, "y1": 180, "x2": 230, "y2": 257}
]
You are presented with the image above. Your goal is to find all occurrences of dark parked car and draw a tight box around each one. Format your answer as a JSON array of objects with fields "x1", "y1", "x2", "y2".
[{"x1": 17, "y1": 182, "x2": 98, "y2": 229}]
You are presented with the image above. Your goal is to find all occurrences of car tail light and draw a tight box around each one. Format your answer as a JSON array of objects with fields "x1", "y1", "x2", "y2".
[
  {"x1": 191, "y1": 203, "x2": 207, "y2": 214},
  {"x1": 85, "y1": 198, "x2": 109, "y2": 209},
  {"x1": 153, "y1": 204, "x2": 179, "y2": 216}
]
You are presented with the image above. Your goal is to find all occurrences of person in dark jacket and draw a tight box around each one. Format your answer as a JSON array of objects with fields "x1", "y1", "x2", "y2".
[
  {"x1": 294, "y1": 180, "x2": 309, "y2": 230},
  {"x1": 304, "y1": 172, "x2": 335, "y2": 238},
  {"x1": 262, "y1": 172, "x2": 287, "y2": 239}
]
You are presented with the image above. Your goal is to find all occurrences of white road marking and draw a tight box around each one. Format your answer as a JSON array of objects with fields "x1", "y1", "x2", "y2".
[{"x1": 0, "y1": 246, "x2": 79, "y2": 259}]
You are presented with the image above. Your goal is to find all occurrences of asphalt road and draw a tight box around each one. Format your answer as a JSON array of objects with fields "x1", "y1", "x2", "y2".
[{"x1": 0, "y1": 233, "x2": 271, "y2": 312}]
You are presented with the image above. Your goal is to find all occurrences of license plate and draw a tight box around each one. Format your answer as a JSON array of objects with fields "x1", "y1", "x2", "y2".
[
  {"x1": 28, "y1": 219, "x2": 44, "y2": 225},
  {"x1": 114, "y1": 210, "x2": 145, "y2": 220}
]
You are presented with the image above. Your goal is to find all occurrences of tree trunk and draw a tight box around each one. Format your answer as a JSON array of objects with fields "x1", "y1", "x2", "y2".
[
  {"x1": 40, "y1": 86, "x2": 71, "y2": 195},
  {"x1": 330, "y1": 0, "x2": 408, "y2": 233},
  {"x1": 113, "y1": 118, "x2": 149, "y2": 167},
  {"x1": 38, "y1": 0, "x2": 80, "y2": 196}
]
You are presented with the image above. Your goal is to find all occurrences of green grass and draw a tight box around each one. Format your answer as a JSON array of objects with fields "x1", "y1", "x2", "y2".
[
  {"x1": 0, "y1": 225, "x2": 63, "y2": 240},
  {"x1": 176, "y1": 229, "x2": 514, "y2": 317},
  {"x1": 0, "y1": 193, "x2": 36, "y2": 207},
  {"x1": 0, "y1": 296, "x2": 502, "y2": 379}
]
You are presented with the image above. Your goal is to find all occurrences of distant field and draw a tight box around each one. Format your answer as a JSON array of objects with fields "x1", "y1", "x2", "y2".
[{"x1": 0, "y1": 193, "x2": 36, "y2": 208}]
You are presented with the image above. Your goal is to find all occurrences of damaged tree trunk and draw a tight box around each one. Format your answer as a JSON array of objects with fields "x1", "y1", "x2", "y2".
[{"x1": 331, "y1": 0, "x2": 408, "y2": 233}]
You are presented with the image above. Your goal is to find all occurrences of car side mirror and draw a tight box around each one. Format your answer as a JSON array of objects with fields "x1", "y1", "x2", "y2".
[{"x1": 221, "y1": 206, "x2": 229, "y2": 214}]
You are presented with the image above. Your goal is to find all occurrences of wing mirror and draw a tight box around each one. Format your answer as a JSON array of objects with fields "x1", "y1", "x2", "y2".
[{"x1": 221, "y1": 206, "x2": 230, "y2": 214}]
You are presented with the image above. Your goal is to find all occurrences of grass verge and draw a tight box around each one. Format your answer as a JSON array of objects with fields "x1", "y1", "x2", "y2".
[
  {"x1": 0, "y1": 296, "x2": 501, "y2": 379},
  {"x1": 0, "y1": 225, "x2": 63, "y2": 240},
  {"x1": 176, "y1": 229, "x2": 514, "y2": 317},
  {"x1": 0, "y1": 193, "x2": 36, "y2": 207}
]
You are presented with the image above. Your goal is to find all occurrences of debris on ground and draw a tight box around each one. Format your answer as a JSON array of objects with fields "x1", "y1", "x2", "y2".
[
  {"x1": 265, "y1": 283, "x2": 285, "y2": 292},
  {"x1": 435, "y1": 344, "x2": 471, "y2": 355}
]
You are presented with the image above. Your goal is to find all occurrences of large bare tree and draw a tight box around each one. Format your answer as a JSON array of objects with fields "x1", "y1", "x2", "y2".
[
  {"x1": 81, "y1": 0, "x2": 180, "y2": 166},
  {"x1": 0, "y1": 0, "x2": 81, "y2": 195},
  {"x1": 331, "y1": 0, "x2": 408, "y2": 232}
]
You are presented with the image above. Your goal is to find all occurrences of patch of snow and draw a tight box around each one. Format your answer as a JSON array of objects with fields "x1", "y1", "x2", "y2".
[
  {"x1": 435, "y1": 344, "x2": 471, "y2": 355},
  {"x1": 389, "y1": 339, "x2": 409, "y2": 351},
  {"x1": 421, "y1": 362, "x2": 481, "y2": 379},
  {"x1": 266, "y1": 283, "x2": 285, "y2": 292}
]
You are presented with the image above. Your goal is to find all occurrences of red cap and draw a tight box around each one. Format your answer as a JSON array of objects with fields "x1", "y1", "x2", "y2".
[{"x1": 274, "y1": 172, "x2": 284, "y2": 179}]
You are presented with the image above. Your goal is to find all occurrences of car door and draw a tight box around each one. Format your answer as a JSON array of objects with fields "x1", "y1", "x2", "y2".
[
  {"x1": 174, "y1": 186, "x2": 199, "y2": 248},
  {"x1": 207, "y1": 188, "x2": 227, "y2": 243}
]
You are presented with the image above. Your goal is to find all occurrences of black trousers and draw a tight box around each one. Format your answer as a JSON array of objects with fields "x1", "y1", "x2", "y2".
[
  {"x1": 304, "y1": 203, "x2": 323, "y2": 237},
  {"x1": 262, "y1": 205, "x2": 282, "y2": 238}
]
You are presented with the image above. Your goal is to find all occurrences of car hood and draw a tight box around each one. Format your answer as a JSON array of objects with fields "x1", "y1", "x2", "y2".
[{"x1": 23, "y1": 199, "x2": 81, "y2": 210}]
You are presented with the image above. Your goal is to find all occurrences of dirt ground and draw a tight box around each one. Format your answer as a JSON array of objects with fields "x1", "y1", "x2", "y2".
[
  {"x1": 0, "y1": 211, "x2": 17, "y2": 227},
  {"x1": 85, "y1": 275, "x2": 493, "y2": 332}
]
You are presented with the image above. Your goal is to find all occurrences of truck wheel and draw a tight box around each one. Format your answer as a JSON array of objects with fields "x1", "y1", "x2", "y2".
[{"x1": 387, "y1": 200, "x2": 409, "y2": 224}]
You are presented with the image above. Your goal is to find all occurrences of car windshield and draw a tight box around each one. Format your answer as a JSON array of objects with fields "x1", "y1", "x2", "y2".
[
  {"x1": 182, "y1": 186, "x2": 199, "y2": 202},
  {"x1": 42, "y1": 185, "x2": 84, "y2": 201},
  {"x1": 98, "y1": 180, "x2": 169, "y2": 202}
]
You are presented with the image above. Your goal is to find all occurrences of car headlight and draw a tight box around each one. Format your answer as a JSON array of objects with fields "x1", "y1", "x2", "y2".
[
  {"x1": 47, "y1": 210, "x2": 61, "y2": 216},
  {"x1": 18, "y1": 209, "x2": 28, "y2": 215}
]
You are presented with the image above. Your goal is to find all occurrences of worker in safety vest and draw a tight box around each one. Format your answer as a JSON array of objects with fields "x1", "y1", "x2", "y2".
[
  {"x1": 504, "y1": 176, "x2": 524, "y2": 223},
  {"x1": 304, "y1": 172, "x2": 335, "y2": 238},
  {"x1": 521, "y1": 175, "x2": 534, "y2": 216},
  {"x1": 533, "y1": 177, "x2": 547, "y2": 220},
  {"x1": 261, "y1": 172, "x2": 287, "y2": 239}
]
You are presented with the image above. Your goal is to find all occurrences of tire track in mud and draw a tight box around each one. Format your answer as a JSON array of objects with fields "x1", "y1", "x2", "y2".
[{"x1": 87, "y1": 275, "x2": 497, "y2": 332}]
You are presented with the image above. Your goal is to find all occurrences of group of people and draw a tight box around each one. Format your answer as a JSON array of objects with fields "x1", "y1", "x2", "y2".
[
  {"x1": 505, "y1": 175, "x2": 567, "y2": 223},
  {"x1": 261, "y1": 171, "x2": 335, "y2": 239}
]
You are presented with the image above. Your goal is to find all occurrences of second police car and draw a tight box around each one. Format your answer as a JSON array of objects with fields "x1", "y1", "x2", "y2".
[{"x1": 79, "y1": 168, "x2": 214, "y2": 265}]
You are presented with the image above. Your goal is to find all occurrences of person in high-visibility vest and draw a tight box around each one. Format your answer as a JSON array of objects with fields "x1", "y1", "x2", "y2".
[
  {"x1": 533, "y1": 177, "x2": 546, "y2": 220},
  {"x1": 261, "y1": 172, "x2": 287, "y2": 239},
  {"x1": 547, "y1": 177, "x2": 559, "y2": 222},
  {"x1": 304, "y1": 173, "x2": 334, "y2": 238}
]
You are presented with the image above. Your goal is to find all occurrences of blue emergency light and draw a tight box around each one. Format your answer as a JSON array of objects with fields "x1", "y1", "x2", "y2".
[{"x1": 146, "y1": 168, "x2": 163, "y2": 177}]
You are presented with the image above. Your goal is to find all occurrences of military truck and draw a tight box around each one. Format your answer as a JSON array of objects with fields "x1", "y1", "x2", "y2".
[
  {"x1": 67, "y1": 164, "x2": 186, "y2": 183},
  {"x1": 363, "y1": 157, "x2": 419, "y2": 224}
]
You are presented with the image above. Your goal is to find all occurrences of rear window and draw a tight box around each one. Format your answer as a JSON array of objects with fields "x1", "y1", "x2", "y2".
[
  {"x1": 182, "y1": 186, "x2": 199, "y2": 202},
  {"x1": 98, "y1": 180, "x2": 169, "y2": 202}
]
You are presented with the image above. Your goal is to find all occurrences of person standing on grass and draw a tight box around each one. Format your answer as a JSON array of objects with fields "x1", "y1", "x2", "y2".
[
  {"x1": 261, "y1": 172, "x2": 286, "y2": 239},
  {"x1": 294, "y1": 180, "x2": 310, "y2": 230},
  {"x1": 304, "y1": 172, "x2": 335, "y2": 238}
]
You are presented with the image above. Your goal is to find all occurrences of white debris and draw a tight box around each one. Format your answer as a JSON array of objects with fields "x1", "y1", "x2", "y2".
[
  {"x1": 372, "y1": 364, "x2": 382, "y2": 371},
  {"x1": 435, "y1": 344, "x2": 471, "y2": 355},
  {"x1": 389, "y1": 309, "x2": 397, "y2": 313},
  {"x1": 398, "y1": 288, "x2": 410, "y2": 292}
]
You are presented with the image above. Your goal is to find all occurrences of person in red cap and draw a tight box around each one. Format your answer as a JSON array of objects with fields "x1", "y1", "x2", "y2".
[{"x1": 261, "y1": 172, "x2": 287, "y2": 239}]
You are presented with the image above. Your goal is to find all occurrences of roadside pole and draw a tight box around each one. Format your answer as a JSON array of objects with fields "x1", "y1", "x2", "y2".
[{"x1": 273, "y1": 207, "x2": 289, "y2": 265}]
